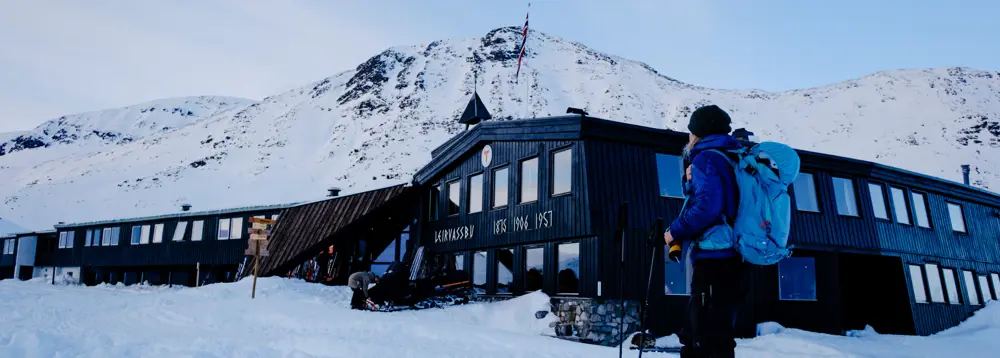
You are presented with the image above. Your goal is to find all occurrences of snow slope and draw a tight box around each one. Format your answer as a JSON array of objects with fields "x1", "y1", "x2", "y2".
[
  {"x1": 0, "y1": 277, "x2": 998, "y2": 357},
  {"x1": 0, "y1": 217, "x2": 28, "y2": 236},
  {"x1": 2, "y1": 27, "x2": 999, "y2": 230}
]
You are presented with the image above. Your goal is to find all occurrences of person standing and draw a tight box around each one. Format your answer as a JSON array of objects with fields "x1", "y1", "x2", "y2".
[
  {"x1": 664, "y1": 104, "x2": 748, "y2": 358},
  {"x1": 348, "y1": 271, "x2": 378, "y2": 310}
]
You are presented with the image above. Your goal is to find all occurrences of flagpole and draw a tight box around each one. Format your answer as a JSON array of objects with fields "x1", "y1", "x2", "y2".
[{"x1": 525, "y1": 2, "x2": 530, "y2": 119}]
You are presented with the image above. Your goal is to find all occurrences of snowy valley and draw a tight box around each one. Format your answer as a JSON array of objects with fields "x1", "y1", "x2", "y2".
[{"x1": 1, "y1": 26, "x2": 999, "y2": 230}]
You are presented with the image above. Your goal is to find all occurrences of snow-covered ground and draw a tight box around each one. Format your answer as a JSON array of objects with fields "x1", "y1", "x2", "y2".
[{"x1": 0, "y1": 277, "x2": 997, "y2": 357}]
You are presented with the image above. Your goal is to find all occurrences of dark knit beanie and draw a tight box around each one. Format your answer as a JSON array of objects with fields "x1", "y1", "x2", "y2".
[{"x1": 687, "y1": 105, "x2": 732, "y2": 137}]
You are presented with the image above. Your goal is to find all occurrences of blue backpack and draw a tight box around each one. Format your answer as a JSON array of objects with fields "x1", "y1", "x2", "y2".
[{"x1": 692, "y1": 142, "x2": 801, "y2": 265}]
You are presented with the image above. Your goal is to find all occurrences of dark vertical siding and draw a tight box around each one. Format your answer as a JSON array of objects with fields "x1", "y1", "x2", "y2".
[
  {"x1": 787, "y1": 170, "x2": 879, "y2": 250},
  {"x1": 900, "y1": 253, "x2": 1000, "y2": 335}
]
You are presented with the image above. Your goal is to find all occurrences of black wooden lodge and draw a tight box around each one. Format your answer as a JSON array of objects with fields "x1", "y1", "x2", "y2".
[{"x1": 9, "y1": 93, "x2": 1000, "y2": 345}]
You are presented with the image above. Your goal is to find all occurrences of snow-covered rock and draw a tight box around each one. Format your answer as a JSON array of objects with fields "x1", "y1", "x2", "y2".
[{"x1": 2, "y1": 27, "x2": 999, "y2": 230}]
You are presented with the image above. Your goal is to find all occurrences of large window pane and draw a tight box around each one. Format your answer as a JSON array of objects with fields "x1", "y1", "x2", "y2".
[
  {"x1": 131, "y1": 226, "x2": 142, "y2": 245},
  {"x1": 493, "y1": 167, "x2": 508, "y2": 208},
  {"x1": 890, "y1": 187, "x2": 911, "y2": 225},
  {"x1": 473, "y1": 251, "x2": 487, "y2": 294},
  {"x1": 454, "y1": 253, "x2": 464, "y2": 271},
  {"x1": 909, "y1": 265, "x2": 927, "y2": 303},
  {"x1": 173, "y1": 222, "x2": 187, "y2": 242},
  {"x1": 992, "y1": 273, "x2": 1000, "y2": 301},
  {"x1": 778, "y1": 257, "x2": 817, "y2": 300},
  {"x1": 911, "y1": 192, "x2": 930, "y2": 228},
  {"x1": 111, "y1": 227, "x2": 120, "y2": 245},
  {"x1": 943, "y1": 268, "x2": 961, "y2": 305},
  {"x1": 557, "y1": 242, "x2": 580, "y2": 295},
  {"x1": 665, "y1": 244, "x2": 690, "y2": 295},
  {"x1": 793, "y1": 173, "x2": 819, "y2": 212},
  {"x1": 979, "y1": 275, "x2": 993, "y2": 302},
  {"x1": 947, "y1": 203, "x2": 966, "y2": 232},
  {"x1": 140, "y1": 225, "x2": 151, "y2": 244},
  {"x1": 191, "y1": 221, "x2": 203, "y2": 241},
  {"x1": 218, "y1": 218, "x2": 231, "y2": 240},
  {"x1": 231, "y1": 218, "x2": 243, "y2": 239},
  {"x1": 552, "y1": 148, "x2": 572, "y2": 195},
  {"x1": 656, "y1": 153, "x2": 684, "y2": 198},
  {"x1": 964, "y1": 270, "x2": 980, "y2": 305},
  {"x1": 832, "y1": 177, "x2": 858, "y2": 216},
  {"x1": 102, "y1": 229, "x2": 112, "y2": 246},
  {"x1": 496, "y1": 248, "x2": 514, "y2": 294},
  {"x1": 85, "y1": 230, "x2": 92, "y2": 247},
  {"x1": 447, "y1": 180, "x2": 460, "y2": 215},
  {"x1": 520, "y1": 157, "x2": 538, "y2": 203},
  {"x1": 468, "y1": 173, "x2": 483, "y2": 214},
  {"x1": 525, "y1": 246, "x2": 544, "y2": 292},
  {"x1": 427, "y1": 185, "x2": 440, "y2": 220},
  {"x1": 152, "y1": 224, "x2": 164, "y2": 243},
  {"x1": 925, "y1": 264, "x2": 945, "y2": 303},
  {"x1": 869, "y1": 183, "x2": 889, "y2": 220}
]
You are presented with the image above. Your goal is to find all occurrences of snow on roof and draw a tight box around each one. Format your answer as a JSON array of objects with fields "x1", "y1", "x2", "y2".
[
  {"x1": 0, "y1": 217, "x2": 30, "y2": 237},
  {"x1": 53, "y1": 202, "x2": 302, "y2": 229}
]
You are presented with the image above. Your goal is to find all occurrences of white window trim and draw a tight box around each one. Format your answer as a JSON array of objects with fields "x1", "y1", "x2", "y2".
[
  {"x1": 551, "y1": 147, "x2": 573, "y2": 196},
  {"x1": 946, "y1": 202, "x2": 967, "y2": 233},
  {"x1": 909, "y1": 265, "x2": 927, "y2": 304},
  {"x1": 191, "y1": 220, "x2": 204, "y2": 241},
  {"x1": 793, "y1": 173, "x2": 820, "y2": 213},
  {"x1": 924, "y1": 263, "x2": 946, "y2": 303},
  {"x1": 173, "y1": 221, "x2": 188, "y2": 242},
  {"x1": 831, "y1": 176, "x2": 859, "y2": 217}
]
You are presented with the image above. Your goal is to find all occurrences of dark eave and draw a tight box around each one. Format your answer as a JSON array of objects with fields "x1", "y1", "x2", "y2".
[{"x1": 54, "y1": 202, "x2": 301, "y2": 230}]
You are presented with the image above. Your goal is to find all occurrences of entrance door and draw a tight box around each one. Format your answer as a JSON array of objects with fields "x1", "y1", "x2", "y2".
[
  {"x1": 839, "y1": 253, "x2": 915, "y2": 335},
  {"x1": 19, "y1": 266, "x2": 33, "y2": 280}
]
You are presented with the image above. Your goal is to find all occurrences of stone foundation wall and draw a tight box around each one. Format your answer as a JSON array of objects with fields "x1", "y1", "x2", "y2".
[{"x1": 550, "y1": 298, "x2": 642, "y2": 346}]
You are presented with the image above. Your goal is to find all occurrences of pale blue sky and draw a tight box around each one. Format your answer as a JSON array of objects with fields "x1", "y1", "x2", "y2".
[{"x1": 1, "y1": 0, "x2": 997, "y2": 132}]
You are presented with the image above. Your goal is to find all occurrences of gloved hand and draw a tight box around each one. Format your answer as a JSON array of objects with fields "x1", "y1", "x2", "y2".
[{"x1": 668, "y1": 243, "x2": 682, "y2": 263}]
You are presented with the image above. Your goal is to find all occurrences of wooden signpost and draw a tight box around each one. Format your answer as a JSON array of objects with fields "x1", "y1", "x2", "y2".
[{"x1": 247, "y1": 217, "x2": 276, "y2": 299}]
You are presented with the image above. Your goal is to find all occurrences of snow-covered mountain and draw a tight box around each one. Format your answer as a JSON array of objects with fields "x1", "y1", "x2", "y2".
[{"x1": 2, "y1": 26, "x2": 998, "y2": 230}]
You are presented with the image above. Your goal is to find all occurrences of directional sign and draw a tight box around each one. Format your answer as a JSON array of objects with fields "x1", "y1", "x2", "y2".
[
  {"x1": 249, "y1": 217, "x2": 276, "y2": 225},
  {"x1": 245, "y1": 239, "x2": 270, "y2": 257},
  {"x1": 247, "y1": 228, "x2": 271, "y2": 236}
]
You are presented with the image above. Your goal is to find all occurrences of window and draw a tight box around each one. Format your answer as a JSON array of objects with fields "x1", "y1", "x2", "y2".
[
  {"x1": 231, "y1": 218, "x2": 243, "y2": 240},
  {"x1": 496, "y1": 248, "x2": 514, "y2": 294},
  {"x1": 446, "y1": 180, "x2": 460, "y2": 215},
  {"x1": 979, "y1": 275, "x2": 993, "y2": 302},
  {"x1": 947, "y1": 203, "x2": 966, "y2": 233},
  {"x1": 468, "y1": 173, "x2": 483, "y2": 214},
  {"x1": 832, "y1": 177, "x2": 858, "y2": 216},
  {"x1": 924, "y1": 264, "x2": 945, "y2": 303},
  {"x1": 869, "y1": 183, "x2": 889, "y2": 220},
  {"x1": 131, "y1": 226, "x2": 142, "y2": 245},
  {"x1": 525, "y1": 246, "x2": 544, "y2": 292},
  {"x1": 793, "y1": 173, "x2": 819, "y2": 212},
  {"x1": 85, "y1": 230, "x2": 93, "y2": 247},
  {"x1": 140, "y1": 225, "x2": 151, "y2": 244},
  {"x1": 992, "y1": 274, "x2": 1000, "y2": 301},
  {"x1": 102, "y1": 228, "x2": 112, "y2": 246},
  {"x1": 2, "y1": 239, "x2": 13, "y2": 255},
  {"x1": 473, "y1": 251, "x2": 487, "y2": 294},
  {"x1": 152, "y1": 223, "x2": 164, "y2": 243},
  {"x1": 520, "y1": 157, "x2": 538, "y2": 203},
  {"x1": 173, "y1": 221, "x2": 188, "y2": 241},
  {"x1": 454, "y1": 253, "x2": 464, "y2": 271},
  {"x1": 912, "y1": 192, "x2": 931, "y2": 228},
  {"x1": 656, "y1": 153, "x2": 684, "y2": 198},
  {"x1": 218, "y1": 218, "x2": 231, "y2": 240},
  {"x1": 493, "y1": 167, "x2": 509, "y2": 208},
  {"x1": 943, "y1": 268, "x2": 961, "y2": 305},
  {"x1": 890, "y1": 187, "x2": 911, "y2": 225},
  {"x1": 552, "y1": 148, "x2": 572, "y2": 195},
  {"x1": 427, "y1": 185, "x2": 440, "y2": 220},
  {"x1": 191, "y1": 221, "x2": 204, "y2": 241},
  {"x1": 909, "y1": 265, "x2": 927, "y2": 303},
  {"x1": 557, "y1": 242, "x2": 580, "y2": 295},
  {"x1": 778, "y1": 257, "x2": 817, "y2": 300},
  {"x1": 665, "y1": 244, "x2": 689, "y2": 295},
  {"x1": 963, "y1": 270, "x2": 980, "y2": 305},
  {"x1": 58, "y1": 231, "x2": 75, "y2": 249},
  {"x1": 110, "y1": 227, "x2": 120, "y2": 245}
]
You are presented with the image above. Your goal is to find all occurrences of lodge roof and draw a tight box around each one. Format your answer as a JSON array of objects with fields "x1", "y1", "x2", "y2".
[
  {"x1": 53, "y1": 202, "x2": 301, "y2": 230},
  {"x1": 416, "y1": 114, "x2": 1000, "y2": 208}
]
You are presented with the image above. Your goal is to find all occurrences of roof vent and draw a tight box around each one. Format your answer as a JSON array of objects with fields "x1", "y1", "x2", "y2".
[
  {"x1": 181, "y1": 204, "x2": 192, "y2": 212},
  {"x1": 327, "y1": 187, "x2": 342, "y2": 197},
  {"x1": 961, "y1": 165, "x2": 971, "y2": 186}
]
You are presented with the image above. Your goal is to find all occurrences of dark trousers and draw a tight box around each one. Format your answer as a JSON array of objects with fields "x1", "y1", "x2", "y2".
[
  {"x1": 679, "y1": 256, "x2": 747, "y2": 358},
  {"x1": 350, "y1": 288, "x2": 366, "y2": 310}
]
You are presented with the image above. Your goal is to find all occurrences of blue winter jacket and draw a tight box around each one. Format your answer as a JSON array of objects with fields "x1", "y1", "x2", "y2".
[{"x1": 667, "y1": 134, "x2": 743, "y2": 261}]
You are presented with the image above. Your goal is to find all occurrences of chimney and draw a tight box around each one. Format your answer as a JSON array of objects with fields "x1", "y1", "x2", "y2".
[
  {"x1": 327, "y1": 187, "x2": 342, "y2": 197},
  {"x1": 961, "y1": 165, "x2": 971, "y2": 186},
  {"x1": 181, "y1": 204, "x2": 192, "y2": 212}
]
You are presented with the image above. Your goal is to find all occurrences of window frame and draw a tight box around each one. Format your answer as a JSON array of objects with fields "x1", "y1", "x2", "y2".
[
  {"x1": 946, "y1": 202, "x2": 967, "y2": 233},
  {"x1": 467, "y1": 171, "x2": 484, "y2": 214},
  {"x1": 942, "y1": 268, "x2": 962, "y2": 305},
  {"x1": 519, "y1": 156, "x2": 539, "y2": 205},
  {"x1": 173, "y1": 221, "x2": 188, "y2": 242},
  {"x1": 152, "y1": 223, "x2": 165, "y2": 243},
  {"x1": 792, "y1": 172, "x2": 820, "y2": 213},
  {"x1": 831, "y1": 176, "x2": 860, "y2": 217},
  {"x1": 492, "y1": 165, "x2": 510, "y2": 209},
  {"x1": 191, "y1": 220, "x2": 204, "y2": 241},
  {"x1": 110, "y1": 227, "x2": 120, "y2": 246},
  {"x1": 427, "y1": 183, "x2": 441, "y2": 221},
  {"x1": 909, "y1": 264, "x2": 928, "y2": 304},
  {"x1": 446, "y1": 179, "x2": 461, "y2": 216},
  {"x1": 131, "y1": 226, "x2": 142, "y2": 245},
  {"x1": 139, "y1": 225, "x2": 151, "y2": 244},
  {"x1": 978, "y1": 275, "x2": 994, "y2": 302},
  {"x1": 777, "y1": 256, "x2": 818, "y2": 301},
  {"x1": 556, "y1": 240, "x2": 581, "y2": 296},
  {"x1": 102, "y1": 228, "x2": 113, "y2": 246},
  {"x1": 963, "y1": 270, "x2": 980, "y2": 306},
  {"x1": 495, "y1": 248, "x2": 515, "y2": 295},
  {"x1": 655, "y1": 152, "x2": 685, "y2": 199},
  {"x1": 523, "y1": 245, "x2": 545, "y2": 293},
  {"x1": 889, "y1": 186, "x2": 912, "y2": 225},
  {"x1": 924, "y1": 263, "x2": 946, "y2": 303},
  {"x1": 910, "y1": 191, "x2": 932, "y2": 229},
  {"x1": 868, "y1": 182, "x2": 891, "y2": 221},
  {"x1": 550, "y1": 146, "x2": 573, "y2": 197}
]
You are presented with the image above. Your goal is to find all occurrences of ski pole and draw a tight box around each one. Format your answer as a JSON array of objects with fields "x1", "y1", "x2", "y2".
[
  {"x1": 637, "y1": 218, "x2": 663, "y2": 358},
  {"x1": 616, "y1": 202, "x2": 628, "y2": 358}
]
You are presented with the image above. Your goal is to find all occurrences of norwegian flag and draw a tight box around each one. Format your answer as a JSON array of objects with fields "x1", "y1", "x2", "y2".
[{"x1": 515, "y1": 10, "x2": 529, "y2": 83}]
